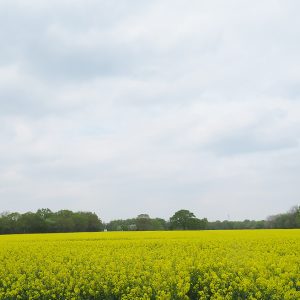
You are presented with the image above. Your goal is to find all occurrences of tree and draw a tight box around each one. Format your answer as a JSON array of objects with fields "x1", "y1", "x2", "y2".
[
  {"x1": 151, "y1": 218, "x2": 167, "y2": 230},
  {"x1": 289, "y1": 205, "x2": 300, "y2": 227},
  {"x1": 36, "y1": 208, "x2": 53, "y2": 220},
  {"x1": 169, "y1": 209, "x2": 207, "y2": 230},
  {"x1": 18, "y1": 212, "x2": 46, "y2": 233},
  {"x1": 136, "y1": 214, "x2": 152, "y2": 230},
  {"x1": 188, "y1": 217, "x2": 208, "y2": 230},
  {"x1": 266, "y1": 205, "x2": 300, "y2": 229},
  {"x1": 0, "y1": 209, "x2": 104, "y2": 234},
  {"x1": 83, "y1": 212, "x2": 104, "y2": 231}
]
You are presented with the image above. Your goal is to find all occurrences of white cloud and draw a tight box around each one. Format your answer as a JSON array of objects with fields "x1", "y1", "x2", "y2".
[{"x1": 1, "y1": 0, "x2": 300, "y2": 221}]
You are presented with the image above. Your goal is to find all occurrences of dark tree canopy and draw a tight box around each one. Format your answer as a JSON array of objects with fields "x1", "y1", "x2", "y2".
[
  {"x1": 0, "y1": 209, "x2": 103, "y2": 234},
  {"x1": 106, "y1": 215, "x2": 168, "y2": 231},
  {"x1": 169, "y1": 209, "x2": 207, "y2": 230},
  {"x1": 266, "y1": 205, "x2": 300, "y2": 229}
]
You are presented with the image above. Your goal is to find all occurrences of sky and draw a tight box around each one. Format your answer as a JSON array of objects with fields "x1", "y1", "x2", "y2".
[{"x1": 1, "y1": 0, "x2": 300, "y2": 222}]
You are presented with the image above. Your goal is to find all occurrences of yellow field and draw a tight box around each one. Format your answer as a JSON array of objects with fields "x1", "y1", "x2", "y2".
[{"x1": 0, "y1": 230, "x2": 299, "y2": 300}]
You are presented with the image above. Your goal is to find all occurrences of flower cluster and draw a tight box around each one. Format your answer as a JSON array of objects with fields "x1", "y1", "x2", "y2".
[{"x1": 0, "y1": 230, "x2": 299, "y2": 299}]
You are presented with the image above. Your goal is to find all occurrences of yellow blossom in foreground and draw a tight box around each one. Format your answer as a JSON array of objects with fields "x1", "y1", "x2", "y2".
[{"x1": 0, "y1": 230, "x2": 300, "y2": 299}]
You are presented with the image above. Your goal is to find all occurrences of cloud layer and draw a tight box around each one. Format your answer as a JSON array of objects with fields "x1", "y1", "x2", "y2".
[{"x1": 1, "y1": 0, "x2": 300, "y2": 221}]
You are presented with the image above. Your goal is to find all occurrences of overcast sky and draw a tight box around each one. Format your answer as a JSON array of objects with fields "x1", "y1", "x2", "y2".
[{"x1": 1, "y1": 0, "x2": 300, "y2": 222}]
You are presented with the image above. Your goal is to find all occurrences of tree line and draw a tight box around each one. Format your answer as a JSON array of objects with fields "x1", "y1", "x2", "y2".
[
  {"x1": 107, "y1": 210, "x2": 208, "y2": 231},
  {"x1": 0, "y1": 206, "x2": 299, "y2": 234},
  {"x1": 0, "y1": 209, "x2": 103, "y2": 234},
  {"x1": 206, "y1": 206, "x2": 300, "y2": 230}
]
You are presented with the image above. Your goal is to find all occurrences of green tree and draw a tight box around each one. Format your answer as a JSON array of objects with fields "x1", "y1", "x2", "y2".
[
  {"x1": 18, "y1": 212, "x2": 46, "y2": 233},
  {"x1": 36, "y1": 208, "x2": 53, "y2": 220},
  {"x1": 151, "y1": 218, "x2": 167, "y2": 230},
  {"x1": 136, "y1": 214, "x2": 152, "y2": 231},
  {"x1": 170, "y1": 209, "x2": 207, "y2": 230}
]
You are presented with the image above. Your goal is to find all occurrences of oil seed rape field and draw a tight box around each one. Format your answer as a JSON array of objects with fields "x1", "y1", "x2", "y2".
[{"x1": 0, "y1": 230, "x2": 300, "y2": 300}]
